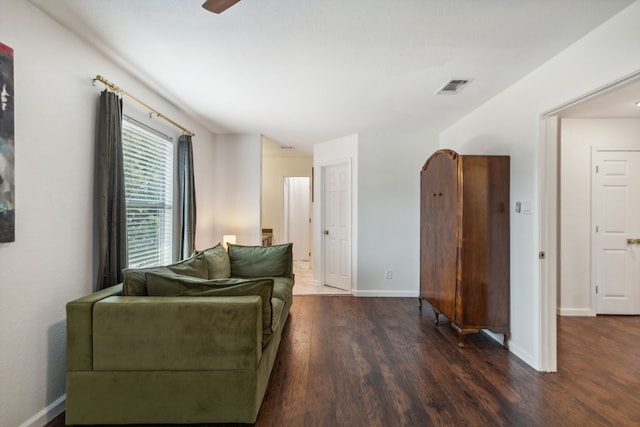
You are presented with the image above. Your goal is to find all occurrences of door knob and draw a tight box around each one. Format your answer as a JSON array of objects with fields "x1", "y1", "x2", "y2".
[
  {"x1": 626, "y1": 238, "x2": 640, "y2": 244},
  {"x1": 323, "y1": 230, "x2": 329, "y2": 235}
]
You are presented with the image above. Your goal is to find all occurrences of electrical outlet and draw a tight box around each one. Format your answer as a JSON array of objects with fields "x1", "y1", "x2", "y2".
[{"x1": 385, "y1": 269, "x2": 392, "y2": 279}]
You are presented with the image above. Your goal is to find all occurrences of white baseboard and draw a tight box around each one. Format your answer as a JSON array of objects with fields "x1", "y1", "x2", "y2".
[
  {"x1": 475, "y1": 330, "x2": 540, "y2": 371},
  {"x1": 506, "y1": 341, "x2": 539, "y2": 371},
  {"x1": 352, "y1": 289, "x2": 419, "y2": 298},
  {"x1": 557, "y1": 307, "x2": 595, "y2": 316},
  {"x1": 19, "y1": 394, "x2": 65, "y2": 427}
]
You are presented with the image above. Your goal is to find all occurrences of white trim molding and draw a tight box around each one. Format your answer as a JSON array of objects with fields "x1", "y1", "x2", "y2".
[{"x1": 352, "y1": 290, "x2": 419, "y2": 298}]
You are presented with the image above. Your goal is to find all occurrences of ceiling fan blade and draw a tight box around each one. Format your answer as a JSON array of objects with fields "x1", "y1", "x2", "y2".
[{"x1": 202, "y1": 0, "x2": 241, "y2": 14}]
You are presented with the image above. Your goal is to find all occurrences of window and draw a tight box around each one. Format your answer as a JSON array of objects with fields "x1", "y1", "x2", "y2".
[{"x1": 122, "y1": 116, "x2": 174, "y2": 268}]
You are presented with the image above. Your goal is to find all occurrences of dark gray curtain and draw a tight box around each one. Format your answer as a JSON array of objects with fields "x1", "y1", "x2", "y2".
[
  {"x1": 94, "y1": 90, "x2": 127, "y2": 290},
  {"x1": 178, "y1": 134, "x2": 197, "y2": 259}
]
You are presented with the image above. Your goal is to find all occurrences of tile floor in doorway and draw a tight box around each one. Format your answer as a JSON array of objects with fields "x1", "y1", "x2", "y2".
[{"x1": 292, "y1": 261, "x2": 350, "y2": 295}]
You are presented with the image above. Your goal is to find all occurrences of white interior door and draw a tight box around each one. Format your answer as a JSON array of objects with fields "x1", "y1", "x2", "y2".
[
  {"x1": 592, "y1": 149, "x2": 640, "y2": 314},
  {"x1": 283, "y1": 177, "x2": 310, "y2": 261},
  {"x1": 323, "y1": 163, "x2": 351, "y2": 291}
]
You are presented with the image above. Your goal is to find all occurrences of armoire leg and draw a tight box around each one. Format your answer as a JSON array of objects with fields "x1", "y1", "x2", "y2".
[{"x1": 432, "y1": 307, "x2": 440, "y2": 326}]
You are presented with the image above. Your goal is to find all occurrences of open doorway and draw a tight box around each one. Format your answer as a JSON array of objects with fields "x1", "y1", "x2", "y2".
[
  {"x1": 262, "y1": 135, "x2": 356, "y2": 295},
  {"x1": 262, "y1": 136, "x2": 350, "y2": 295},
  {"x1": 261, "y1": 136, "x2": 313, "y2": 247},
  {"x1": 540, "y1": 72, "x2": 640, "y2": 371}
]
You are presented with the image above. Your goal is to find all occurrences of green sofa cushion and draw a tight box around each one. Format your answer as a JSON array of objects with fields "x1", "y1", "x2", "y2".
[
  {"x1": 122, "y1": 252, "x2": 207, "y2": 296},
  {"x1": 145, "y1": 273, "x2": 274, "y2": 344},
  {"x1": 198, "y1": 243, "x2": 231, "y2": 279},
  {"x1": 271, "y1": 277, "x2": 294, "y2": 302},
  {"x1": 228, "y1": 243, "x2": 293, "y2": 279}
]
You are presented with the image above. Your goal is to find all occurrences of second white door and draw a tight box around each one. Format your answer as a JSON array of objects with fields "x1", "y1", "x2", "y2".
[
  {"x1": 592, "y1": 149, "x2": 640, "y2": 314},
  {"x1": 323, "y1": 163, "x2": 351, "y2": 291}
]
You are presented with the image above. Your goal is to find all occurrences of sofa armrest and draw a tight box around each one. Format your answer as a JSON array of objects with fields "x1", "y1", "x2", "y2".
[
  {"x1": 67, "y1": 284, "x2": 123, "y2": 371},
  {"x1": 92, "y1": 295, "x2": 263, "y2": 371}
]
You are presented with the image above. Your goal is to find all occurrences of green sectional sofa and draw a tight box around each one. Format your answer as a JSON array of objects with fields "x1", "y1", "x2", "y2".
[{"x1": 65, "y1": 243, "x2": 294, "y2": 425}]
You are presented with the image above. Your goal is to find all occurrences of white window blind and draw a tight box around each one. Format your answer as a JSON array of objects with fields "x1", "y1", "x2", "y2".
[{"x1": 122, "y1": 116, "x2": 174, "y2": 268}]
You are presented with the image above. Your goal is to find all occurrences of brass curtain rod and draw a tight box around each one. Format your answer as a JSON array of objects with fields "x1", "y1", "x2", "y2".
[{"x1": 93, "y1": 75, "x2": 195, "y2": 136}]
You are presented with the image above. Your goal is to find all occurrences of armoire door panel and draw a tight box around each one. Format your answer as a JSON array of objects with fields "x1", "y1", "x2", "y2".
[
  {"x1": 420, "y1": 161, "x2": 438, "y2": 304},
  {"x1": 434, "y1": 153, "x2": 458, "y2": 319}
]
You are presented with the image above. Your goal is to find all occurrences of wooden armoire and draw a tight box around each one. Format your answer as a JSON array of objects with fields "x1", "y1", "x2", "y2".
[{"x1": 419, "y1": 149, "x2": 510, "y2": 348}]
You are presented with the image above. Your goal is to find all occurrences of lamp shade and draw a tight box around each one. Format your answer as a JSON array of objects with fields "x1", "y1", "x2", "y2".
[{"x1": 222, "y1": 235, "x2": 236, "y2": 249}]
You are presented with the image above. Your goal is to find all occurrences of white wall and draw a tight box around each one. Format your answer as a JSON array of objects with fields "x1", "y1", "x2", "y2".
[
  {"x1": 0, "y1": 1, "x2": 219, "y2": 425},
  {"x1": 357, "y1": 130, "x2": 439, "y2": 296},
  {"x1": 209, "y1": 133, "x2": 262, "y2": 247},
  {"x1": 560, "y1": 118, "x2": 640, "y2": 315},
  {"x1": 261, "y1": 153, "x2": 313, "y2": 246},
  {"x1": 313, "y1": 134, "x2": 358, "y2": 287},
  {"x1": 439, "y1": 1, "x2": 640, "y2": 369}
]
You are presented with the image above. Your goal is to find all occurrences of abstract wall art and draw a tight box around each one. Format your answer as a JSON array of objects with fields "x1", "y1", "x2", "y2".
[{"x1": 0, "y1": 43, "x2": 14, "y2": 243}]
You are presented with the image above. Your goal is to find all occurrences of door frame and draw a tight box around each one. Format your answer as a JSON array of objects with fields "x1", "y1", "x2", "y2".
[
  {"x1": 539, "y1": 114, "x2": 559, "y2": 372},
  {"x1": 538, "y1": 70, "x2": 640, "y2": 372}
]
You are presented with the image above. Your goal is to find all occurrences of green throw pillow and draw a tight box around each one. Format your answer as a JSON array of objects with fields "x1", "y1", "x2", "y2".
[
  {"x1": 228, "y1": 243, "x2": 293, "y2": 279},
  {"x1": 145, "y1": 272, "x2": 274, "y2": 343},
  {"x1": 122, "y1": 266, "x2": 172, "y2": 296},
  {"x1": 167, "y1": 252, "x2": 208, "y2": 278},
  {"x1": 199, "y1": 243, "x2": 231, "y2": 279},
  {"x1": 122, "y1": 252, "x2": 207, "y2": 296}
]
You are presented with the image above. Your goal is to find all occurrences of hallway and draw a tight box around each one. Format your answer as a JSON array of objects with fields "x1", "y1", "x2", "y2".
[{"x1": 292, "y1": 260, "x2": 350, "y2": 296}]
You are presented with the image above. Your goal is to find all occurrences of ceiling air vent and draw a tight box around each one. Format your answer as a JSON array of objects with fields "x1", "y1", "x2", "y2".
[{"x1": 436, "y1": 79, "x2": 471, "y2": 95}]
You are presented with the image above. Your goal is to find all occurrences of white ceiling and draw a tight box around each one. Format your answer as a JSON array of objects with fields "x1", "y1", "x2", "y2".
[{"x1": 30, "y1": 0, "x2": 636, "y2": 152}]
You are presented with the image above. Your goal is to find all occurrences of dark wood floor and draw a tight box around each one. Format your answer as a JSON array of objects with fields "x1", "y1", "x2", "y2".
[{"x1": 57, "y1": 296, "x2": 640, "y2": 426}]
